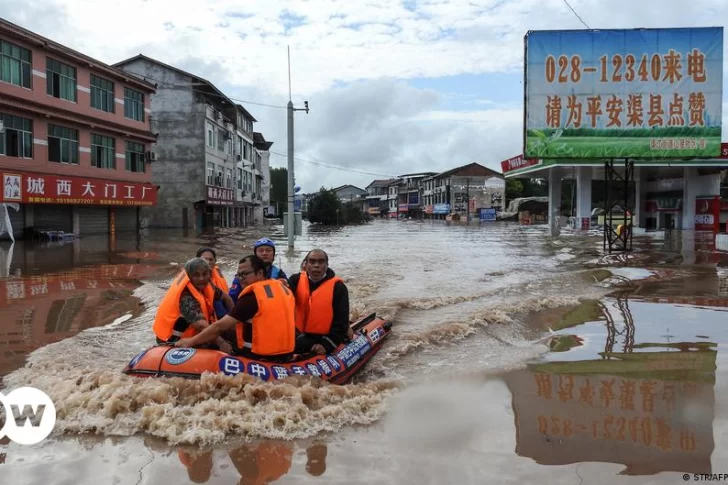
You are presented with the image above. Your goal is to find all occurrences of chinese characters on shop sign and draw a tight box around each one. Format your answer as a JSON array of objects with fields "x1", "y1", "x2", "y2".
[
  {"x1": 206, "y1": 186, "x2": 235, "y2": 206},
  {"x1": 1, "y1": 172, "x2": 157, "y2": 206}
]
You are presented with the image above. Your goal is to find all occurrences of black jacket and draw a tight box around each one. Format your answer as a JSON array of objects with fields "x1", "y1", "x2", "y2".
[{"x1": 289, "y1": 268, "x2": 349, "y2": 352}]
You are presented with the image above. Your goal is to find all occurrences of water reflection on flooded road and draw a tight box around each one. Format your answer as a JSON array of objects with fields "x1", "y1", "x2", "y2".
[
  {"x1": 2, "y1": 221, "x2": 728, "y2": 483},
  {"x1": 505, "y1": 295, "x2": 725, "y2": 476}
]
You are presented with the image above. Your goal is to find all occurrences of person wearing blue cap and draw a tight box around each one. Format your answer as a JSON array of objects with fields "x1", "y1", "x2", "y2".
[{"x1": 229, "y1": 237, "x2": 289, "y2": 303}]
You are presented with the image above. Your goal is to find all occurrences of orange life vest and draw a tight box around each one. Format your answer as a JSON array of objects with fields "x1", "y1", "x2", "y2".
[
  {"x1": 235, "y1": 279, "x2": 296, "y2": 356},
  {"x1": 152, "y1": 271, "x2": 217, "y2": 341},
  {"x1": 294, "y1": 272, "x2": 342, "y2": 335},
  {"x1": 211, "y1": 265, "x2": 229, "y2": 292}
]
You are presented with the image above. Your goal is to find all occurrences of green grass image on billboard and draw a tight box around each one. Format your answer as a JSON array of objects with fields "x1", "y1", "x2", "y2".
[{"x1": 525, "y1": 126, "x2": 721, "y2": 158}]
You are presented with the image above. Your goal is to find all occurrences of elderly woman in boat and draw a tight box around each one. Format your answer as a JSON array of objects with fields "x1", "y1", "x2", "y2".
[
  {"x1": 196, "y1": 247, "x2": 231, "y2": 319},
  {"x1": 152, "y1": 257, "x2": 234, "y2": 352}
]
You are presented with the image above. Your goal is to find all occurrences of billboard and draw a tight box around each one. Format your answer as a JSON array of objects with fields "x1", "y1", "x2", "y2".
[{"x1": 524, "y1": 27, "x2": 723, "y2": 159}]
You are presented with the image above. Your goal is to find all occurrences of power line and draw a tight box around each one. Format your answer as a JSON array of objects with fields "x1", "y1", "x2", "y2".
[
  {"x1": 562, "y1": 0, "x2": 590, "y2": 29},
  {"x1": 269, "y1": 150, "x2": 398, "y2": 178},
  {"x1": 125, "y1": 72, "x2": 288, "y2": 109}
]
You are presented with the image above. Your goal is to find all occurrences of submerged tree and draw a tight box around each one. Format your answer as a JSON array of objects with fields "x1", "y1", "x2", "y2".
[{"x1": 307, "y1": 187, "x2": 371, "y2": 225}]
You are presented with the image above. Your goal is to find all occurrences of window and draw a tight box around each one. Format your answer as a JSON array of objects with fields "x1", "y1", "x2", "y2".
[
  {"x1": 91, "y1": 133, "x2": 115, "y2": 169},
  {"x1": 123, "y1": 87, "x2": 144, "y2": 121},
  {"x1": 237, "y1": 168, "x2": 243, "y2": 189},
  {"x1": 46, "y1": 58, "x2": 77, "y2": 102},
  {"x1": 0, "y1": 40, "x2": 31, "y2": 88},
  {"x1": 0, "y1": 113, "x2": 33, "y2": 158},
  {"x1": 207, "y1": 122, "x2": 215, "y2": 147},
  {"x1": 48, "y1": 124, "x2": 79, "y2": 164},
  {"x1": 237, "y1": 135, "x2": 243, "y2": 157},
  {"x1": 217, "y1": 165, "x2": 224, "y2": 186},
  {"x1": 207, "y1": 162, "x2": 215, "y2": 185},
  {"x1": 125, "y1": 141, "x2": 145, "y2": 172},
  {"x1": 90, "y1": 75, "x2": 115, "y2": 113},
  {"x1": 226, "y1": 168, "x2": 233, "y2": 188},
  {"x1": 217, "y1": 129, "x2": 225, "y2": 151}
]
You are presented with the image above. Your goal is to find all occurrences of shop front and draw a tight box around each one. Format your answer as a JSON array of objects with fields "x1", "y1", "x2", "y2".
[
  {"x1": 204, "y1": 185, "x2": 234, "y2": 228},
  {"x1": 0, "y1": 171, "x2": 157, "y2": 239}
]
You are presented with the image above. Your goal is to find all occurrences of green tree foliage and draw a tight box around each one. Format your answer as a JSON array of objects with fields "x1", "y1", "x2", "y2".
[
  {"x1": 269, "y1": 168, "x2": 288, "y2": 208},
  {"x1": 506, "y1": 178, "x2": 548, "y2": 201},
  {"x1": 307, "y1": 187, "x2": 372, "y2": 225}
]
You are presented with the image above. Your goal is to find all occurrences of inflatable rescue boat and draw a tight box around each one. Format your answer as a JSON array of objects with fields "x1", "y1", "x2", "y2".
[{"x1": 123, "y1": 313, "x2": 391, "y2": 385}]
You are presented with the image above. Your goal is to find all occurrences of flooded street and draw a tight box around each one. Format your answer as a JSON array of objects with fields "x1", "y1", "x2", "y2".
[{"x1": 1, "y1": 220, "x2": 728, "y2": 484}]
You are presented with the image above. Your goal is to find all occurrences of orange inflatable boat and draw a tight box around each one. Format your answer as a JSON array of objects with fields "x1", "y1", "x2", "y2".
[{"x1": 123, "y1": 313, "x2": 392, "y2": 385}]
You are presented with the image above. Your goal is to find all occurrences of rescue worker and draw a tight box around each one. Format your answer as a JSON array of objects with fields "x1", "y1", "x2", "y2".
[
  {"x1": 289, "y1": 249, "x2": 350, "y2": 355},
  {"x1": 229, "y1": 238, "x2": 288, "y2": 303},
  {"x1": 228, "y1": 258, "x2": 249, "y2": 304},
  {"x1": 153, "y1": 257, "x2": 233, "y2": 352},
  {"x1": 196, "y1": 247, "x2": 230, "y2": 319},
  {"x1": 253, "y1": 237, "x2": 288, "y2": 281},
  {"x1": 174, "y1": 255, "x2": 296, "y2": 361}
]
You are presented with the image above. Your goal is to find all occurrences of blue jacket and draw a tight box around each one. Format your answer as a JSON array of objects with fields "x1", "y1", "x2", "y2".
[
  {"x1": 214, "y1": 300, "x2": 228, "y2": 320},
  {"x1": 229, "y1": 265, "x2": 288, "y2": 304}
]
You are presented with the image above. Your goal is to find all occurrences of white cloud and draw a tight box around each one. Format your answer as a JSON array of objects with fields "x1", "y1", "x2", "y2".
[{"x1": 1, "y1": 0, "x2": 726, "y2": 191}]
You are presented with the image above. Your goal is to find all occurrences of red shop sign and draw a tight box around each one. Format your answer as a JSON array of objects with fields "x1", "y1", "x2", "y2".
[
  {"x1": 500, "y1": 155, "x2": 541, "y2": 173},
  {"x1": 0, "y1": 171, "x2": 157, "y2": 206}
]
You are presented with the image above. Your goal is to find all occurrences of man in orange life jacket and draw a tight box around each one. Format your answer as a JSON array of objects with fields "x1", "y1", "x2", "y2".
[
  {"x1": 289, "y1": 249, "x2": 350, "y2": 355},
  {"x1": 175, "y1": 255, "x2": 296, "y2": 360},
  {"x1": 153, "y1": 257, "x2": 234, "y2": 352}
]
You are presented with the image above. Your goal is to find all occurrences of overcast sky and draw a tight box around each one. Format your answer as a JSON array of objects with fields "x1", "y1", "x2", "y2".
[{"x1": 2, "y1": 0, "x2": 727, "y2": 192}]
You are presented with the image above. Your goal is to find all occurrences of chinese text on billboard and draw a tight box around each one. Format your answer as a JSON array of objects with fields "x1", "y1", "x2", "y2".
[{"x1": 524, "y1": 28, "x2": 723, "y2": 159}]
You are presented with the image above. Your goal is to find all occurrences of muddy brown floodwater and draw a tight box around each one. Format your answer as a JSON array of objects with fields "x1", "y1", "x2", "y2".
[{"x1": 1, "y1": 220, "x2": 728, "y2": 484}]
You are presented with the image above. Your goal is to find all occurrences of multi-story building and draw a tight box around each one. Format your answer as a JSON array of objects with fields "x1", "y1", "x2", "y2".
[
  {"x1": 364, "y1": 179, "x2": 396, "y2": 217},
  {"x1": 233, "y1": 104, "x2": 258, "y2": 226},
  {"x1": 333, "y1": 184, "x2": 366, "y2": 203},
  {"x1": 113, "y1": 54, "x2": 268, "y2": 230},
  {"x1": 387, "y1": 180, "x2": 400, "y2": 217},
  {"x1": 253, "y1": 132, "x2": 273, "y2": 223},
  {"x1": 421, "y1": 162, "x2": 505, "y2": 220},
  {"x1": 395, "y1": 172, "x2": 436, "y2": 219},
  {"x1": 0, "y1": 19, "x2": 158, "y2": 240}
]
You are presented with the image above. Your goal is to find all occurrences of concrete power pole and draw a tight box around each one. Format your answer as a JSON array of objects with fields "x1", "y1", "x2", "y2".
[
  {"x1": 287, "y1": 98, "x2": 295, "y2": 250},
  {"x1": 286, "y1": 46, "x2": 308, "y2": 250}
]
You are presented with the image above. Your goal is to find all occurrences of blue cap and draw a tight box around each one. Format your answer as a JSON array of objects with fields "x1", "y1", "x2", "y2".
[{"x1": 253, "y1": 238, "x2": 276, "y2": 251}]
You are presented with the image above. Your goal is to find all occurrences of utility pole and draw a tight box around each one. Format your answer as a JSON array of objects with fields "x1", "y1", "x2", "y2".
[{"x1": 286, "y1": 45, "x2": 308, "y2": 250}]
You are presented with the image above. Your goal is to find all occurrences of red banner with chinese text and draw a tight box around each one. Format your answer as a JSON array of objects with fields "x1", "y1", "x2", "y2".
[
  {"x1": 500, "y1": 155, "x2": 542, "y2": 174},
  {"x1": 1, "y1": 171, "x2": 157, "y2": 206}
]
